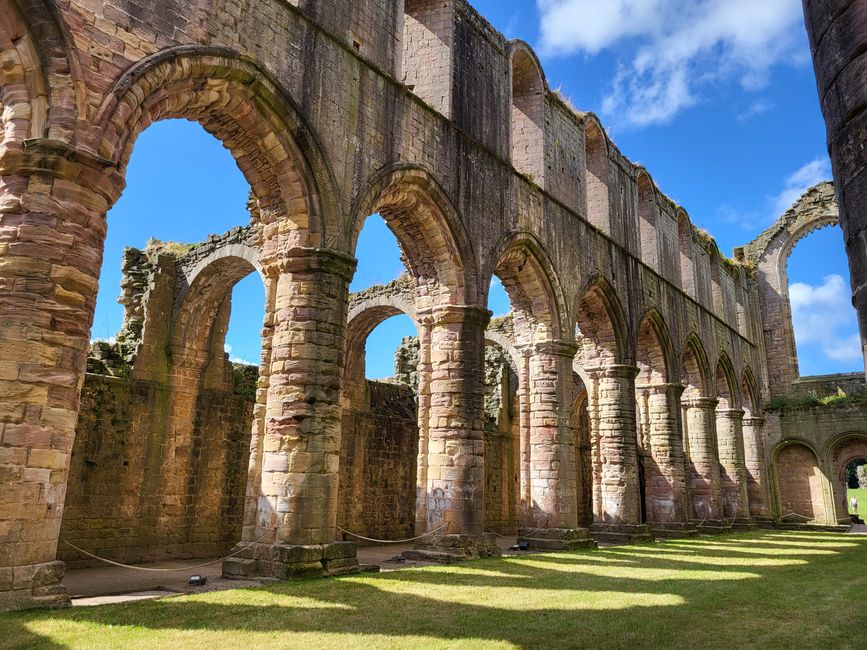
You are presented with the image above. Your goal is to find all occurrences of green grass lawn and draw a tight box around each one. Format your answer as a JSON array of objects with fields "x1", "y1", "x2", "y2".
[
  {"x1": 2, "y1": 531, "x2": 866, "y2": 649},
  {"x1": 848, "y1": 488, "x2": 867, "y2": 515}
]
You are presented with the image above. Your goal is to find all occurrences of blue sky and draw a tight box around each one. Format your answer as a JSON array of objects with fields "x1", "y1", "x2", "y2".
[{"x1": 93, "y1": 0, "x2": 861, "y2": 379}]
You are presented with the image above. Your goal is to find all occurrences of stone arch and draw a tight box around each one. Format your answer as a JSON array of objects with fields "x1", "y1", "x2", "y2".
[
  {"x1": 741, "y1": 183, "x2": 846, "y2": 392},
  {"x1": 714, "y1": 353, "x2": 738, "y2": 410},
  {"x1": 351, "y1": 164, "x2": 477, "y2": 310},
  {"x1": 575, "y1": 276, "x2": 628, "y2": 369},
  {"x1": 485, "y1": 330, "x2": 522, "y2": 376},
  {"x1": 400, "y1": 0, "x2": 453, "y2": 117},
  {"x1": 487, "y1": 231, "x2": 570, "y2": 347},
  {"x1": 343, "y1": 298, "x2": 420, "y2": 410},
  {"x1": 677, "y1": 209, "x2": 697, "y2": 298},
  {"x1": 635, "y1": 309, "x2": 673, "y2": 386},
  {"x1": 583, "y1": 113, "x2": 610, "y2": 235},
  {"x1": 634, "y1": 310, "x2": 681, "y2": 523},
  {"x1": 681, "y1": 334, "x2": 711, "y2": 399},
  {"x1": 773, "y1": 441, "x2": 828, "y2": 522},
  {"x1": 509, "y1": 40, "x2": 547, "y2": 185},
  {"x1": 827, "y1": 432, "x2": 867, "y2": 520},
  {"x1": 571, "y1": 385, "x2": 593, "y2": 526},
  {"x1": 180, "y1": 243, "x2": 264, "y2": 299},
  {"x1": 0, "y1": 0, "x2": 79, "y2": 146},
  {"x1": 637, "y1": 170, "x2": 660, "y2": 270},
  {"x1": 93, "y1": 46, "x2": 339, "y2": 248},
  {"x1": 740, "y1": 367, "x2": 760, "y2": 417},
  {"x1": 171, "y1": 254, "x2": 260, "y2": 389}
]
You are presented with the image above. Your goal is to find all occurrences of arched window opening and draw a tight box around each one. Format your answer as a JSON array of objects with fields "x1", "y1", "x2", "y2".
[
  {"x1": 584, "y1": 121, "x2": 610, "y2": 235},
  {"x1": 678, "y1": 212, "x2": 697, "y2": 298},
  {"x1": 401, "y1": 0, "x2": 453, "y2": 117},
  {"x1": 61, "y1": 119, "x2": 265, "y2": 569},
  {"x1": 637, "y1": 174, "x2": 659, "y2": 270},
  {"x1": 511, "y1": 47, "x2": 545, "y2": 185},
  {"x1": 787, "y1": 226, "x2": 862, "y2": 377}
]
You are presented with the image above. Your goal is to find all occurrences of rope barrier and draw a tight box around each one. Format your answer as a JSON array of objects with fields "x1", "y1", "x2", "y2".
[
  {"x1": 337, "y1": 522, "x2": 449, "y2": 544},
  {"x1": 781, "y1": 512, "x2": 813, "y2": 520},
  {"x1": 61, "y1": 530, "x2": 274, "y2": 573}
]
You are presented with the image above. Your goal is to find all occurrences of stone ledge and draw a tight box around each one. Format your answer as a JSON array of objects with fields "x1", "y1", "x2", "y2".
[
  {"x1": 404, "y1": 533, "x2": 501, "y2": 563},
  {"x1": 0, "y1": 561, "x2": 70, "y2": 613},
  {"x1": 589, "y1": 523, "x2": 654, "y2": 545},
  {"x1": 222, "y1": 541, "x2": 371, "y2": 581},
  {"x1": 517, "y1": 527, "x2": 597, "y2": 550}
]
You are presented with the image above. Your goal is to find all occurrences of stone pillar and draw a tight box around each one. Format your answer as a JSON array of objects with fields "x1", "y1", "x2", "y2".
[
  {"x1": 682, "y1": 398, "x2": 723, "y2": 520},
  {"x1": 414, "y1": 318, "x2": 435, "y2": 535},
  {"x1": 517, "y1": 342, "x2": 594, "y2": 550},
  {"x1": 421, "y1": 305, "x2": 488, "y2": 534},
  {"x1": 589, "y1": 365, "x2": 641, "y2": 523},
  {"x1": 742, "y1": 416, "x2": 771, "y2": 519},
  {"x1": 407, "y1": 305, "x2": 500, "y2": 560},
  {"x1": 227, "y1": 247, "x2": 361, "y2": 580},
  {"x1": 802, "y1": 0, "x2": 867, "y2": 380},
  {"x1": 0, "y1": 140, "x2": 122, "y2": 611},
  {"x1": 716, "y1": 408, "x2": 751, "y2": 520},
  {"x1": 639, "y1": 383, "x2": 689, "y2": 524}
]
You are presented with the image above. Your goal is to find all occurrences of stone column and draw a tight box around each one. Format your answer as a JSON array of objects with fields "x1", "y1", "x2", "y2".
[
  {"x1": 639, "y1": 383, "x2": 689, "y2": 524},
  {"x1": 517, "y1": 342, "x2": 593, "y2": 550},
  {"x1": 0, "y1": 140, "x2": 122, "y2": 611},
  {"x1": 588, "y1": 365, "x2": 641, "y2": 523},
  {"x1": 229, "y1": 247, "x2": 360, "y2": 580},
  {"x1": 682, "y1": 398, "x2": 723, "y2": 520},
  {"x1": 414, "y1": 318, "x2": 432, "y2": 533},
  {"x1": 802, "y1": 0, "x2": 867, "y2": 380},
  {"x1": 407, "y1": 305, "x2": 501, "y2": 560},
  {"x1": 742, "y1": 416, "x2": 771, "y2": 519},
  {"x1": 421, "y1": 305, "x2": 488, "y2": 534},
  {"x1": 716, "y1": 408, "x2": 751, "y2": 520}
]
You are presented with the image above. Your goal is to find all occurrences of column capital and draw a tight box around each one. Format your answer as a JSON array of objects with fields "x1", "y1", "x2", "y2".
[
  {"x1": 742, "y1": 416, "x2": 766, "y2": 427},
  {"x1": 0, "y1": 137, "x2": 125, "y2": 201},
  {"x1": 531, "y1": 339, "x2": 579, "y2": 358},
  {"x1": 261, "y1": 247, "x2": 357, "y2": 280},
  {"x1": 638, "y1": 382, "x2": 686, "y2": 397},
  {"x1": 716, "y1": 408, "x2": 745, "y2": 420},
  {"x1": 585, "y1": 364, "x2": 640, "y2": 380},
  {"x1": 682, "y1": 397, "x2": 719, "y2": 410},
  {"x1": 419, "y1": 304, "x2": 492, "y2": 327}
]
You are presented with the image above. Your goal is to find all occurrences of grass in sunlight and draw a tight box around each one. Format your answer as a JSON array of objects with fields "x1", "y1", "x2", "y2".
[{"x1": 2, "y1": 531, "x2": 866, "y2": 649}]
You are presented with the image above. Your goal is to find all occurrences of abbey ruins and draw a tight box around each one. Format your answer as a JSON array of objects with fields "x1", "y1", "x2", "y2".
[{"x1": 1, "y1": 0, "x2": 866, "y2": 612}]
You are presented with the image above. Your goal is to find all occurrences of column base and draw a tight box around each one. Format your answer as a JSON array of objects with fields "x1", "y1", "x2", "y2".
[
  {"x1": 403, "y1": 533, "x2": 501, "y2": 563},
  {"x1": 692, "y1": 519, "x2": 733, "y2": 534},
  {"x1": 517, "y1": 527, "x2": 597, "y2": 551},
  {"x1": 771, "y1": 520, "x2": 851, "y2": 533},
  {"x1": 0, "y1": 560, "x2": 70, "y2": 613},
  {"x1": 754, "y1": 516, "x2": 776, "y2": 529},
  {"x1": 222, "y1": 541, "x2": 379, "y2": 580},
  {"x1": 589, "y1": 523, "x2": 653, "y2": 545},
  {"x1": 649, "y1": 522, "x2": 699, "y2": 539},
  {"x1": 731, "y1": 517, "x2": 758, "y2": 531}
]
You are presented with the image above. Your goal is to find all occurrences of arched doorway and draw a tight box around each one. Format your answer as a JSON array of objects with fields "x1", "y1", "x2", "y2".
[
  {"x1": 830, "y1": 434, "x2": 867, "y2": 521},
  {"x1": 774, "y1": 442, "x2": 828, "y2": 523}
]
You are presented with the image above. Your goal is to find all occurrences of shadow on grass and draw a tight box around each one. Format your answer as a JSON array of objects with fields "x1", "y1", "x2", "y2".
[{"x1": 1, "y1": 531, "x2": 866, "y2": 649}]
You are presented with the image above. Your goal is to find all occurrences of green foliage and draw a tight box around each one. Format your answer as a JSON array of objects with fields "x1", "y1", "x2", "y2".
[
  {"x1": 766, "y1": 390, "x2": 867, "y2": 412},
  {"x1": 232, "y1": 363, "x2": 259, "y2": 400}
]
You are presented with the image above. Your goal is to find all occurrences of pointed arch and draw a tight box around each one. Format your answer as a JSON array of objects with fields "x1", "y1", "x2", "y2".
[
  {"x1": 637, "y1": 169, "x2": 660, "y2": 269},
  {"x1": 714, "y1": 353, "x2": 738, "y2": 409},
  {"x1": 575, "y1": 275, "x2": 628, "y2": 368},
  {"x1": 352, "y1": 164, "x2": 478, "y2": 310},
  {"x1": 0, "y1": 0, "x2": 80, "y2": 145},
  {"x1": 94, "y1": 46, "x2": 339, "y2": 248},
  {"x1": 583, "y1": 113, "x2": 611, "y2": 235},
  {"x1": 681, "y1": 334, "x2": 711, "y2": 400},
  {"x1": 740, "y1": 366, "x2": 760, "y2": 417},
  {"x1": 487, "y1": 231, "x2": 570, "y2": 346},
  {"x1": 635, "y1": 308, "x2": 674, "y2": 387},
  {"x1": 509, "y1": 40, "x2": 547, "y2": 185}
]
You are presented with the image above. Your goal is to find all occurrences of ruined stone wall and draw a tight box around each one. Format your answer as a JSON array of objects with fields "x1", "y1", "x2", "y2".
[
  {"x1": 338, "y1": 381, "x2": 419, "y2": 543},
  {"x1": 59, "y1": 373, "x2": 254, "y2": 567}
]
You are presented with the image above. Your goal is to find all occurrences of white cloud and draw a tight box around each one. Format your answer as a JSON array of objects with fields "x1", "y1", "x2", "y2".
[
  {"x1": 790, "y1": 274, "x2": 862, "y2": 365},
  {"x1": 225, "y1": 343, "x2": 257, "y2": 366},
  {"x1": 538, "y1": 0, "x2": 805, "y2": 128},
  {"x1": 770, "y1": 158, "x2": 832, "y2": 218},
  {"x1": 737, "y1": 99, "x2": 775, "y2": 122},
  {"x1": 718, "y1": 157, "x2": 832, "y2": 231}
]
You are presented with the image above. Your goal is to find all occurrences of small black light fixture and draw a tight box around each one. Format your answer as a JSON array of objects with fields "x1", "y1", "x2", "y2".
[{"x1": 189, "y1": 575, "x2": 207, "y2": 586}]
